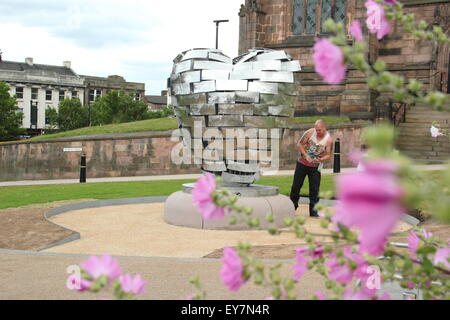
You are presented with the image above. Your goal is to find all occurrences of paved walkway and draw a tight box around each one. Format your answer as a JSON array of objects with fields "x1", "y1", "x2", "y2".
[
  {"x1": 0, "y1": 198, "x2": 416, "y2": 300},
  {"x1": 42, "y1": 203, "x2": 413, "y2": 258},
  {"x1": 0, "y1": 249, "x2": 327, "y2": 300},
  {"x1": 0, "y1": 164, "x2": 446, "y2": 187}
]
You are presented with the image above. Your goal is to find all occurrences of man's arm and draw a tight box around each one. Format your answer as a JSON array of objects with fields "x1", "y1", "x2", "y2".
[
  {"x1": 298, "y1": 129, "x2": 313, "y2": 162},
  {"x1": 315, "y1": 139, "x2": 334, "y2": 163}
]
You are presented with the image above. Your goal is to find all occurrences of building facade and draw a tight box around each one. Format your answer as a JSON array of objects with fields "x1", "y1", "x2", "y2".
[
  {"x1": 144, "y1": 90, "x2": 168, "y2": 110},
  {"x1": 82, "y1": 75, "x2": 145, "y2": 107},
  {"x1": 0, "y1": 58, "x2": 84, "y2": 135},
  {"x1": 238, "y1": 0, "x2": 450, "y2": 117},
  {"x1": 0, "y1": 59, "x2": 146, "y2": 136}
]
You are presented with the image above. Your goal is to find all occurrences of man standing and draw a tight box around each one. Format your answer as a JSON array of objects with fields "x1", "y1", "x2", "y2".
[{"x1": 290, "y1": 120, "x2": 333, "y2": 217}]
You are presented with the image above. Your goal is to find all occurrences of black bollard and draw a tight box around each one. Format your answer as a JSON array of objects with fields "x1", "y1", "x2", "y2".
[
  {"x1": 80, "y1": 152, "x2": 86, "y2": 183},
  {"x1": 333, "y1": 138, "x2": 341, "y2": 173}
]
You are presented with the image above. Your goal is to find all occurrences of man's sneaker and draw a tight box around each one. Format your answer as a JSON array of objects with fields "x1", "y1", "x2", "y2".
[{"x1": 310, "y1": 214, "x2": 320, "y2": 218}]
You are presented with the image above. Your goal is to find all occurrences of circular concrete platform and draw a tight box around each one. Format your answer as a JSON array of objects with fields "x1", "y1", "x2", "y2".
[{"x1": 164, "y1": 184, "x2": 296, "y2": 230}]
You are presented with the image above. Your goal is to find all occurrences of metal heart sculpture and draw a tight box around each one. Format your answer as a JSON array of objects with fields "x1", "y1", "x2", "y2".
[{"x1": 168, "y1": 48, "x2": 301, "y2": 186}]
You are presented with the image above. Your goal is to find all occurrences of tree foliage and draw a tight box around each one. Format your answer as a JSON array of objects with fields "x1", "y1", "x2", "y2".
[
  {"x1": 0, "y1": 81, "x2": 25, "y2": 141},
  {"x1": 55, "y1": 98, "x2": 88, "y2": 131},
  {"x1": 91, "y1": 91, "x2": 150, "y2": 125}
]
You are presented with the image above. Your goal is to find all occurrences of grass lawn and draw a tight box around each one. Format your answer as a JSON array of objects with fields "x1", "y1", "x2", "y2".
[
  {"x1": 0, "y1": 170, "x2": 444, "y2": 210},
  {"x1": 28, "y1": 118, "x2": 179, "y2": 142},
  {"x1": 0, "y1": 174, "x2": 336, "y2": 210},
  {"x1": 292, "y1": 116, "x2": 350, "y2": 125},
  {"x1": 20, "y1": 115, "x2": 351, "y2": 143}
]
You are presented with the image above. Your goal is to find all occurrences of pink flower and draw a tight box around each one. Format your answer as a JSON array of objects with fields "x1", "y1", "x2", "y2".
[
  {"x1": 365, "y1": 0, "x2": 391, "y2": 39},
  {"x1": 433, "y1": 248, "x2": 450, "y2": 270},
  {"x1": 325, "y1": 253, "x2": 354, "y2": 284},
  {"x1": 408, "y1": 231, "x2": 421, "y2": 257},
  {"x1": 311, "y1": 244, "x2": 325, "y2": 259},
  {"x1": 119, "y1": 274, "x2": 147, "y2": 295},
  {"x1": 343, "y1": 288, "x2": 372, "y2": 300},
  {"x1": 293, "y1": 247, "x2": 309, "y2": 280},
  {"x1": 313, "y1": 38, "x2": 347, "y2": 85},
  {"x1": 349, "y1": 20, "x2": 364, "y2": 41},
  {"x1": 430, "y1": 125, "x2": 444, "y2": 138},
  {"x1": 379, "y1": 292, "x2": 391, "y2": 300},
  {"x1": 220, "y1": 247, "x2": 246, "y2": 291},
  {"x1": 192, "y1": 173, "x2": 226, "y2": 220},
  {"x1": 80, "y1": 254, "x2": 122, "y2": 280},
  {"x1": 314, "y1": 291, "x2": 327, "y2": 300},
  {"x1": 363, "y1": 160, "x2": 397, "y2": 175},
  {"x1": 408, "y1": 230, "x2": 432, "y2": 258},
  {"x1": 349, "y1": 149, "x2": 364, "y2": 165},
  {"x1": 332, "y1": 160, "x2": 404, "y2": 255},
  {"x1": 265, "y1": 291, "x2": 287, "y2": 300},
  {"x1": 67, "y1": 273, "x2": 92, "y2": 292}
]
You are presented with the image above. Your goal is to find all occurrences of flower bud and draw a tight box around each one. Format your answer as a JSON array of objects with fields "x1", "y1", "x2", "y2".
[
  {"x1": 268, "y1": 228, "x2": 280, "y2": 235},
  {"x1": 368, "y1": 76, "x2": 379, "y2": 89},
  {"x1": 373, "y1": 60, "x2": 387, "y2": 73},
  {"x1": 323, "y1": 19, "x2": 336, "y2": 32},
  {"x1": 418, "y1": 20, "x2": 427, "y2": 30},
  {"x1": 320, "y1": 219, "x2": 329, "y2": 229},
  {"x1": 283, "y1": 217, "x2": 293, "y2": 227},
  {"x1": 296, "y1": 216, "x2": 306, "y2": 225},
  {"x1": 408, "y1": 80, "x2": 422, "y2": 92},
  {"x1": 325, "y1": 280, "x2": 335, "y2": 289}
]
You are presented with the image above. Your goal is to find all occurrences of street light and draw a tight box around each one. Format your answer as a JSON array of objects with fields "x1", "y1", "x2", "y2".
[{"x1": 213, "y1": 19, "x2": 229, "y2": 49}]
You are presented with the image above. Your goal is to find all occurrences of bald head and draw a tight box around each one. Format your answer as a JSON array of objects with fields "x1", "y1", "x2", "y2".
[{"x1": 315, "y1": 119, "x2": 327, "y2": 137}]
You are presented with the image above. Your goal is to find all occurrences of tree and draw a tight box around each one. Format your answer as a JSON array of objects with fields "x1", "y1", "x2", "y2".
[
  {"x1": 0, "y1": 81, "x2": 25, "y2": 141},
  {"x1": 45, "y1": 106, "x2": 59, "y2": 131},
  {"x1": 91, "y1": 90, "x2": 150, "y2": 125},
  {"x1": 57, "y1": 98, "x2": 88, "y2": 131}
]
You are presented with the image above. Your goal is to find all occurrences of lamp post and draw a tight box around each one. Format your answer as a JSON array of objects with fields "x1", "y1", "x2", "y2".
[{"x1": 213, "y1": 20, "x2": 229, "y2": 49}]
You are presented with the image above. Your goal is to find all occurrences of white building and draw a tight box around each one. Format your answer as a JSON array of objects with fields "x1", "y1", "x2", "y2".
[{"x1": 0, "y1": 58, "x2": 85, "y2": 135}]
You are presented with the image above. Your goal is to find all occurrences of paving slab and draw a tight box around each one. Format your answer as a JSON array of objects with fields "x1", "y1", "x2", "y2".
[
  {"x1": 1, "y1": 250, "x2": 327, "y2": 300},
  {"x1": 42, "y1": 203, "x2": 413, "y2": 259}
]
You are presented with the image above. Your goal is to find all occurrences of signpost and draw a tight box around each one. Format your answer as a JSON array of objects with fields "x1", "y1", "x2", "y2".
[
  {"x1": 63, "y1": 148, "x2": 86, "y2": 183},
  {"x1": 63, "y1": 148, "x2": 83, "y2": 152}
]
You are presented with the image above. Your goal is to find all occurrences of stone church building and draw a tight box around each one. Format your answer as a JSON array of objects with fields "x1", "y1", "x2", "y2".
[{"x1": 238, "y1": 0, "x2": 450, "y2": 119}]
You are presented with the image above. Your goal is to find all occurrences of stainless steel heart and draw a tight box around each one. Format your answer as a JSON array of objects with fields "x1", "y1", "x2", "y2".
[{"x1": 168, "y1": 48, "x2": 301, "y2": 186}]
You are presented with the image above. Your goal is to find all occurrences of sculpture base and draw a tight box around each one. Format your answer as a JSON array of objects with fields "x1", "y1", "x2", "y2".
[{"x1": 164, "y1": 185, "x2": 295, "y2": 230}]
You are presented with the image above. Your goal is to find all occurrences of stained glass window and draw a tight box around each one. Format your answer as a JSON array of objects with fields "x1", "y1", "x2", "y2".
[
  {"x1": 292, "y1": 0, "x2": 345, "y2": 36},
  {"x1": 306, "y1": 0, "x2": 318, "y2": 34},
  {"x1": 334, "y1": 0, "x2": 346, "y2": 23},
  {"x1": 321, "y1": 0, "x2": 332, "y2": 33},
  {"x1": 293, "y1": 0, "x2": 305, "y2": 35}
]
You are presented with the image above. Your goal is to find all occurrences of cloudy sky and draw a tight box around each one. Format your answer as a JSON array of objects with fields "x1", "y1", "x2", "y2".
[{"x1": 0, "y1": 0, "x2": 244, "y2": 95}]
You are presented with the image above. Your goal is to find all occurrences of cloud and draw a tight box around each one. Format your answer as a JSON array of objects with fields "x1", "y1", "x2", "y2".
[
  {"x1": 0, "y1": 0, "x2": 245, "y2": 94},
  {"x1": 0, "y1": 0, "x2": 152, "y2": 48}
]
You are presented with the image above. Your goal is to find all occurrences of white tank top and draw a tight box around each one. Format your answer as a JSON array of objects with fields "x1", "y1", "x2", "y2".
[{"x1": 299, "y1": 129, "x2": 331, "y2": 170}]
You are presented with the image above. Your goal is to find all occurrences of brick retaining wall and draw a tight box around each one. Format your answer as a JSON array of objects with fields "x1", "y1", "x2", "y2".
[{"x1": 0, "y1": 124, "x2": 367, "y2": 181}]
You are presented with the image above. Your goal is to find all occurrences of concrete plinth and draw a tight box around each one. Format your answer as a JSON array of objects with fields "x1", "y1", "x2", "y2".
[{"x1": 164, "y1": 184, "x2": 295, "y2": 230}]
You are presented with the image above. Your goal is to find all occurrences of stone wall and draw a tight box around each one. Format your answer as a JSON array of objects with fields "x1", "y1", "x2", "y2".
[
  {"x1": 238, "y1": 0, "x2": 450, "y2": 116},
  {"x1": 0, "y1": 124, "x2": 366, "y2": 182}
]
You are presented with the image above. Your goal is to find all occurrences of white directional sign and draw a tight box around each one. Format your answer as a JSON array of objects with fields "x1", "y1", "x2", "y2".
[{"x1": 63, "y1": 148, "x2": 83, "y2": 152}]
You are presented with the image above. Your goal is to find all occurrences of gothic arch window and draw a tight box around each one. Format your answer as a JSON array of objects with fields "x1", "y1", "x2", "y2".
[{"x1": 293, "y1": 0, "x2": 346, "y2": 36}]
